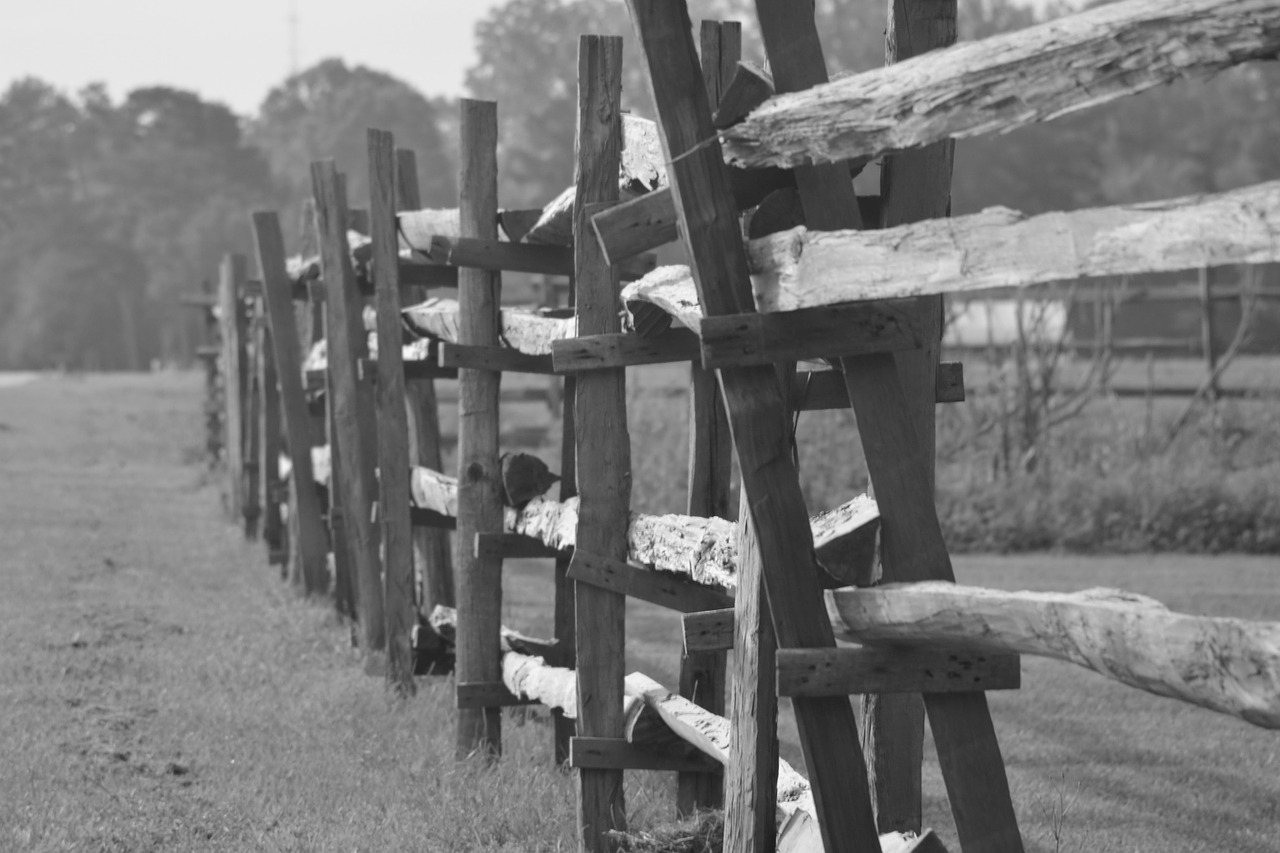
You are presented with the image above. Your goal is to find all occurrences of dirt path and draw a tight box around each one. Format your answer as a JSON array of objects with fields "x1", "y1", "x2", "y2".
[{"x1": 0, "y1": 373, "x2": 579, "y2": 852}]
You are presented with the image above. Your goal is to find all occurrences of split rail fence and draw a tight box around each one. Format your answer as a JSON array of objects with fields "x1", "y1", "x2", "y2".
[{"x1": 198, "y1": 1, "x2": 1280, "y2": 852}]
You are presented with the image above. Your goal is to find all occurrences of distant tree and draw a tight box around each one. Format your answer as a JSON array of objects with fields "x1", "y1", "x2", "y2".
[
  {"x1": 250, "y1": 59, "x2": 456, "y2": 244},
  {"x1": 0, "y1": 80, "x2": 278, "y2": 367}
]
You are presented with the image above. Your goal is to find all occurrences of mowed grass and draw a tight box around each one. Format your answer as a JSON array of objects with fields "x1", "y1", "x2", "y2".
[{"x1": 2, "y1": 372, "x2": 1278, "y2": 852}]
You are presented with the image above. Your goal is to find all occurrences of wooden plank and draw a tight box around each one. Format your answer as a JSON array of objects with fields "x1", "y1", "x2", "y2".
[
  {"x1": 456, "y1": 681, "x2": 539, "y2": 709},
  {"x1": 697, "y1": 15, "x2": 747, "y2": 829},
  {"x1": 453, "y1": 99, "x2": 505, "y2": 760},
  {"x1": 312, "y1": 163, "x2": 385, "y2": 651},
  {"x1": 218, "y1": 253, "x2": 247, "y2": 522},
  {"x1": 624, "y1": 5, "x2": 880, "y2": 853},
  {"x1": 590, "y1": 166, "x2": 876, "y2": 265},
  {"x1": 572, "y1": 36, "x2": 629, "y2": 853},
  {"x1": 396, "y1": 147, "x2": 455, "y2": 615},
  {"x1": 438, "y1": 343, "x2": 556, "y2": 374},
  {"x1": 242, "y1": 307, "x2": 263, "y2": 540},
  {"x1": 745, "y1": 180, "x2": 1280, "y2": 312},
  {"x1": 258, "y1": 320, "x2": 285, "y2": 558},
  {"x1": 568, "y1": 550, "x2": 733, "y2": 613},
  {"x1": 936, "y1": 362, "x2": 965, "y2": 404},
  {"x1": 778, "y1": 648, "x2": 1021, "y2": 697},
  {"x1": 250, "y1": 212, "x2": 330, "y2": 595},
  {"x1": 698, "y1": 299, "x2": 922, "y2": 368},
  {"x1": 721, "y1": 0, "x2": 1280, "y2": 169},
  {"x1": 325, "y1": 308, "x2": 357, "y2": 617},
  {"x1": 752, "y1": 1, "x2": 1024, "y2": 849},
  {"x1": 833, "y1": 583, "x2": 1280, "y2": 730},
  {"x1": 368, "y1": 129, "x2": 417, "y2": 695},
  {"x1": 414, "y1": 234, "x2": 656, "y2": 282},
  {"x1": 474, "y1": 532, "x2": 562, "y2": 560},
  {"x1": 551, "y1": 327, "x2": 700, "y2": 372},
  {"x1": 683, "y1": 608, "x2": 735, "y2": 654},
  {"x1": 570, "y1": 737, "x2": 721, "y2": 773}
]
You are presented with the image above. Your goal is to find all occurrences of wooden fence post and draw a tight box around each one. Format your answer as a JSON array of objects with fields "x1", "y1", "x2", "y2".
[
  {"x1": 454, "y1": 99, "x2": 505, "y2": 759},
  {"x1": 312, "y1": 163, "x2": 386, "y2": 651},
  {"x1": 395, "y1": 148, "x2": 456, "y2": 616},
  {"x1": 1200, "y1": 265, "x2": 1219, "y2": 404},
  {"x1": 369, "y1": 129, "x2": 418, "y2": 694},
  {"x1": 219, "y1": 253, "x2": 248, "y2": 522},
  {"x1": 682, "y1": 17, "x2": 737, "y2": 822},
  {"x1": 259, "y1": 320, "x2": 286, "y2": 566},
  {"x1": 251, "y1": 212, "x2": 330, "y2": 595},
  {"x1": 572, "y1": 34, "x2": 628, "y2": 851}
]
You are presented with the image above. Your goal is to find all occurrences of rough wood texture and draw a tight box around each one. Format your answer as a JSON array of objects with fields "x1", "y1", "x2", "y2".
[
  {"x1": 524, "y1": 114, "x2": 665, "y2": 246},
  {"x1": 619, "y1": 271, "x2": 922, "y2": 368},
  {"x1": 454, "y1": 99, "x2": 505, "y2": 760},
  {"x1": 218, "y1": 254, "x2": 247, "y2": 521},
  {"x1": 251, "y1": 212, "x2": 329, "y2": 595},
  {"x1": 258, "y1": 319, "x2": 286, "y2": 557},
  {"x1": 777, "y1": 647, "x2": 1021, "y2": 697},
  {"x1": 402, "y1": 297, "x2": 576, "y2": 356},
  {"x1": 568, "y1": 550, "x2": 734, "y2": 613},
  {"x1": 682, "y1": 25, "x2": 737, "y2": 817},
  {"x1": 834, "y1": 583, "x2": 1280, "y2": 729},
  {"x1": 395, "y1": 147, "x2": 455, "y2": 616},
  {"x1": 369, "y1": 130, "x2": 417, "y2": 695},
  {"x1": 572, "y1": 37, "x2": 629, "y2": 852},
  {"x1": 863, "y1": 0, "x2": 953, "y2": 834},
  {"x1": 312, "y1": 163, "x2": 385, "y2": 651},
  {"x1": 721, "y1": 0, "x2": 1280, "y2": 169},
  {"x1": 551, "y1": 327, "x2": 701, "y2": 373},
  {"x1": 746, "y1": 180, "x2": 1280, "y2": 312},
  {"x1": 625, "y1": 4, "x2": 880, "y2": 852}
]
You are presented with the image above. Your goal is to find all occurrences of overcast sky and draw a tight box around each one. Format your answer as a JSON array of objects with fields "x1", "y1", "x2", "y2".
[
  {"x1": 3, "y1": 0, "x2": 1060, "y2": 116},
  {"x1": 0, "y1": 1, "x2": 509, "y2": 114}
]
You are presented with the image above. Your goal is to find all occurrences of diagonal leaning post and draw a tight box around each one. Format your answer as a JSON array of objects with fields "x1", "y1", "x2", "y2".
[
  {"x1": 571, "y1": 34, "x2": 630, "y2": 851},
  {"x1": 624, "y1": 3, "x2": 881, "y2": 852}
]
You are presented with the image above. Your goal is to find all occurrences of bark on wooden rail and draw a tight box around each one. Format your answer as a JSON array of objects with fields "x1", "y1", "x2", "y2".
[
  {"x1": 720, "y1": 0, "x2": 1280, "y2": 169},
  {"x1": 410, "y1": 463, "x2": 878, "y2": 591},
  {"x1": 623, "y1": 180, "x2": 1280, "y2": 314},
  {"x1": 830, "y1": 582, "x2": 1280, "y2": 729}
]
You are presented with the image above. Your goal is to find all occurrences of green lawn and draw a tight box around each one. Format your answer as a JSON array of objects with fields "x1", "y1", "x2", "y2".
[{"x1": 1, "y1": 372, "x2": 1276, "y2": 853}]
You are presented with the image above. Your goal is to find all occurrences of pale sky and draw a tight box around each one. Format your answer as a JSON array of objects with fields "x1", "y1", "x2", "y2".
[
  {"x1": 2, "y1": 0, "x2": 1060, "y2": 116},
  {"x1": 0, "y1": 1, "x2": 509, "y2": 115}
]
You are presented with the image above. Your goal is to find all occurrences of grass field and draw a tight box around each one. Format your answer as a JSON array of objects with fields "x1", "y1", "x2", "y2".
[{"x1": 1, "y1": 372, "x2": 1278, "y2": 852}]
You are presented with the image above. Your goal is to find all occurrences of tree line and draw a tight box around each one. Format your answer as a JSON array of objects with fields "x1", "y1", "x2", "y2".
[{"x1": 2, "y1": 0, "x2": 1276, "y2": 369}]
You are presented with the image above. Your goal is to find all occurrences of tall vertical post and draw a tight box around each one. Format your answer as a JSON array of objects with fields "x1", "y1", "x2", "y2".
[
  {"x1": 683, "y1": 17, "x2": 738, "y2": 822},
  {"x1": 1199, "y1": 266, "x2": 1219, "y2": 404},
  {"x1": 369, "y1": 129, "x2": 418, "y2": 695},
  {"x1": 243, "y1": 307, "x2": 263, "y2": 541},
  {"x1": 454, "y1": 99, "x2": 505, "y2": 759},
  {"x1": 218, "y1": 254, "x2": 247, "y2": 521},
  {"x1": 251, "y1": 212, "x2": 330, "y2": 595},
  {"x1": 395, "y1": 148, "x2": 455, "y2": 614},
  {"x1": 857, "y1": 0, "x2": 958, "y2": 833},
  {"x1": 573, "y1": 35, "x2": 628, "y2": 852},
  {"x1": 259, "y1": 318, "x2": 286, "y2": 565},
  {"x1": 312, "y1": 163, "x2": 386, "y2": 650}
]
